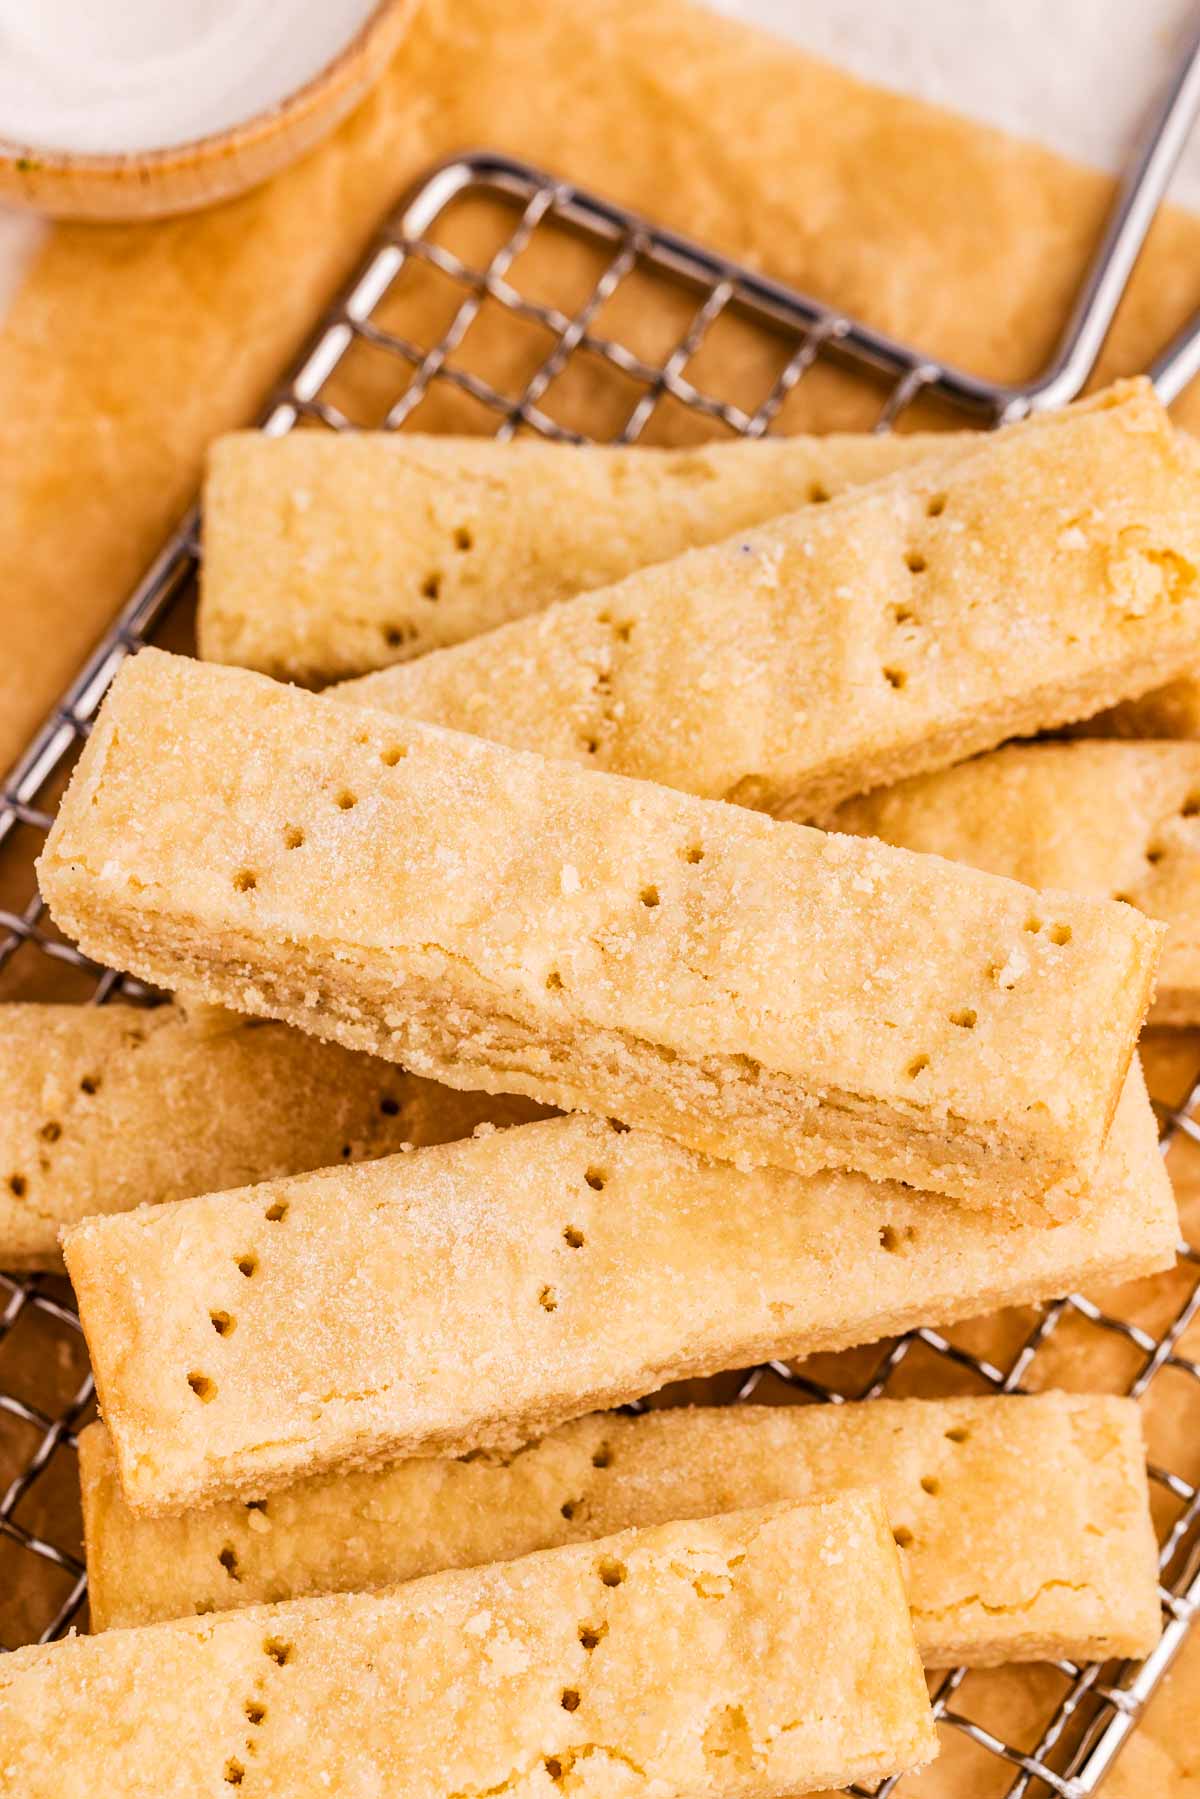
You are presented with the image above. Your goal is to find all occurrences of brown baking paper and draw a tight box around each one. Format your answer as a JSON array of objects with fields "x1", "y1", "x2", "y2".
[
  {"x1": 2, "y1": 1, "x2": 1200, "y2": 1787},
  {"x1": 4, "y1": 0, "x2": 1200, "y2": 776}
]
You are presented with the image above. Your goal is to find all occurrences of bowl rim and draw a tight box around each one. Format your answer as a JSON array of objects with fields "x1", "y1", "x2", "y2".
[{"x1": 0, "y1": 0, "x2": 407, "y2": 175}]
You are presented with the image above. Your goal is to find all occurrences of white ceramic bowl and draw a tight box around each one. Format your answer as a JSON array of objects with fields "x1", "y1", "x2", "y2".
[{"x1": 0, "y1": 0, "x2": 415, "y2": 221}]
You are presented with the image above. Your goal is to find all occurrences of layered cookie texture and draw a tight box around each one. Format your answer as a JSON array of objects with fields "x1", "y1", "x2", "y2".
[
  {"x1": 63, "y1": 1080, "x2": 1175, "y2": 1515},
  {"x1": 0, "y1": 1499, "x2": 939, "y2": 1798},
  {"x1": 332, "y1": 382, "x2": 1200, "y2": 818},
  {"x1": 38, "y1": 651, "x2": 1161, "y2": 1213},
  {"x1": 831, "y1": 739, "x2": 1200, "y2": 1026},
  {"x1": 0, "y1": 1000, "x2": 547, "y2": 1269},
  {"x1": 79, "y1": 1392, "x2": 1162, "y2": 1668}
]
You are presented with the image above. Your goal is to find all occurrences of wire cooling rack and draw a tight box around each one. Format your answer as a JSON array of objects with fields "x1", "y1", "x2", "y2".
[{"x1": 3, "y1": 147, "x2": 1200, "y2": 1797}]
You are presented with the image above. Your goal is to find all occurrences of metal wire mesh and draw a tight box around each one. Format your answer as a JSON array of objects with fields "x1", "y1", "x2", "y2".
[{"x1": 1, "y1": 151, "x2": 1198, "y2": 1796}]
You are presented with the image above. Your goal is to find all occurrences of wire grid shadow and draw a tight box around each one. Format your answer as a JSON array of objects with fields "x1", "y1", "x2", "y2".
[{"x1": 1, "y1": 152, "x2": 1198, "y2": 1798}]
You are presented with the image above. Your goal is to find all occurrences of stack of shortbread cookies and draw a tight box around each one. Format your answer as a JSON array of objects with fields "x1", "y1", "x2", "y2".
[{"x1": 2, "y1": 376, "x2": 1196, "y2": 1794}]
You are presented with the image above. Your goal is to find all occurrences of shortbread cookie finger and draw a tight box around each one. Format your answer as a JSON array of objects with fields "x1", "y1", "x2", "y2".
[
  {"x1": 38, "y1": 651, "x2": 1161, "y2": 1211},
  {"x1": 335, "y1": 382, "x2": 1200, "y2": 819},
  {"x1": 200, "y1": 421, "x2": 938, "y2": 679},
  {"x1": 0, "y1": 1000, "x2": 547, "y2": 1269},
  {"x1": 197, "y1": 385, "x2": 1127, "y2": 684},
  {"x1": 0, "y1": 1498, "x2": 939, "y2": 1799},
  {"x1": 63, "y1": 1073, "x2": 1175, "y2": 1514},
  {"x1": 79, "y1": 1391, "x2": 1162, "y2": 1667},
  {"x1": 831, "y1": 740, "x2": 1200, "y2": 1026},
  {"x1": 1077, "y1": 439, "x2": 1200, "y2": 741}
]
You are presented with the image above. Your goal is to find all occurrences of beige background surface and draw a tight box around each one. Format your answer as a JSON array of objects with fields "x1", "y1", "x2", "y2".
[
  {"x1": 2, "y1": 1, "x2": 1200, "y2": 1790},
  {"x1": 725, "y1": 0, "x2": 1200, "y2": 199},
  {"x1": 7, "y1": 0, "x2": 1200, "y2": 777}
]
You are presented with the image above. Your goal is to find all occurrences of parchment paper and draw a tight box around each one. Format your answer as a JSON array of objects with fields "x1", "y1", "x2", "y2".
[{"x1": 2, "y1": 2, "x2": 1199, "y2": 1786}]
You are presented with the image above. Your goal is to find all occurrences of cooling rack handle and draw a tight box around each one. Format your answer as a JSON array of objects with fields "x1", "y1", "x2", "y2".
[{"x1": 1002, "y1": 17, "x2": 1200, "y2": 419}]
